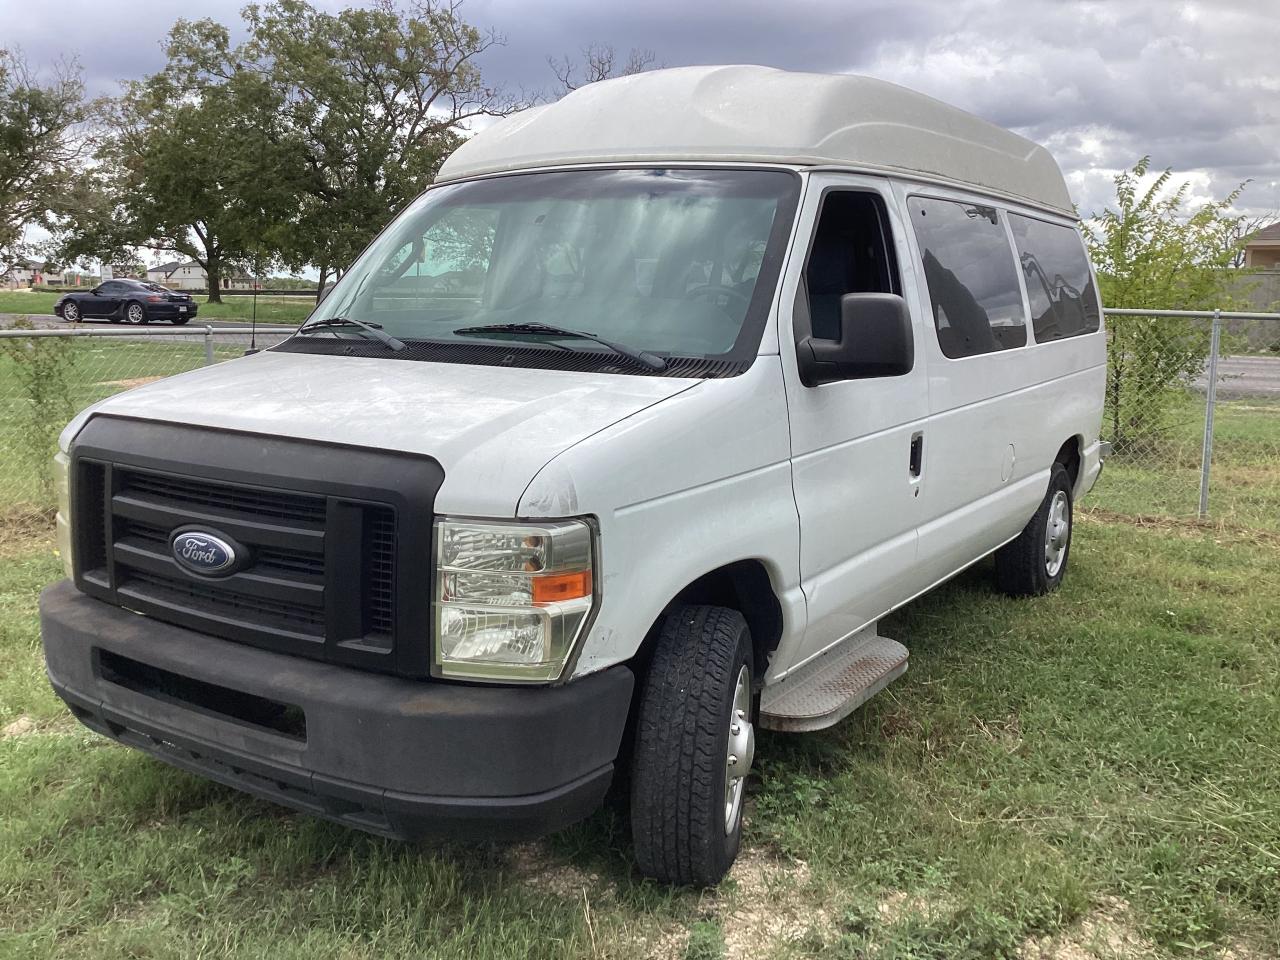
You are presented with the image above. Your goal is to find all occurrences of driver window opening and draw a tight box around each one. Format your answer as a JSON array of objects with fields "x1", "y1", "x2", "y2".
[{"x1": 804, "y1": 192, "x2": 900, "y2": 340}]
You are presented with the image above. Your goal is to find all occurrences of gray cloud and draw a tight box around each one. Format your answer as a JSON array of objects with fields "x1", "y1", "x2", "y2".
[{"x1": 2, "y1": 0, "x2": 1277, "y2": 220}]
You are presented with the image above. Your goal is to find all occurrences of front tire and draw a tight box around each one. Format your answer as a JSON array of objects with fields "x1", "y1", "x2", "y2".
[
  {"x1": 995, "y1": 462, "x2": 1073, "y2": 597},
  {"x1": 630, "y1": 605, "x2": 755, "y2": 886},
  {"x1": 123, "y1": 301, "x2": 148, "y2": 324},
  {"x1": 60, "y1": 302, "x2": 80, "y2": 322}
]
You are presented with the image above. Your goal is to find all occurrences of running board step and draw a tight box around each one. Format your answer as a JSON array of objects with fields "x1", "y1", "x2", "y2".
[{"x1": 759, "y1": 630, "x2": 908, "y2": 733}]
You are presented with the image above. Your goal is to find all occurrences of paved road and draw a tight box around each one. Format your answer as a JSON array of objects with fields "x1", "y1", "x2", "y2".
[{"x1": 1206, "y1": 355, "x2": 1280, "y2": 398}]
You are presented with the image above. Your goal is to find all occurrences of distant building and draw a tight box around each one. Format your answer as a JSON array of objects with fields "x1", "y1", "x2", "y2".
[
  {"x1": 145, "y1": 260, "x2": 256, "y2": 291},
  {"x1": 1244, "y1": 223, "x2": 1280, "y2": 268},
  {"x1": 3, "y1": 258, "x2": 52, "y2": 288}
]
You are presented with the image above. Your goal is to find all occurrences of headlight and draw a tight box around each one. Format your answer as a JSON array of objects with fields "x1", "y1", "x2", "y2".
[
  {"x1": 434, "y1": 518, "x2": 595, "y2": 682},
  {"x1": 54, "y1": 451, "x2": 73, "y2": 579}
]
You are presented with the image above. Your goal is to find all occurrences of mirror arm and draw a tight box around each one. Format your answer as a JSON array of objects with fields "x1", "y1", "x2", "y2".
[{"x1": 796, "y1": 336, "x2": 846, "y2": 387}]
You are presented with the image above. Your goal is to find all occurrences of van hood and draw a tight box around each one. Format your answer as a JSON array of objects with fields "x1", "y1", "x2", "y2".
[{"x1": 72, "y1": 350, "x2": 700, "y2": 517}]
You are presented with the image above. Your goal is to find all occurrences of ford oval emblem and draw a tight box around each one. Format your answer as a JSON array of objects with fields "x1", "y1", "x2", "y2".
[{"x1": 171, "y1": 530, "x2": 239, "y2": 577}]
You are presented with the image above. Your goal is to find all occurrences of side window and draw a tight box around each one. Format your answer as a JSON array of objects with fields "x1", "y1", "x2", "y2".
[
  {"x1": 1009, "y1": 214, "x2": 1101, "y2": 341},
  {"x1": 908, "y1": 197, "x2": 1027, "y2": 358},
  {"x1": 803, "y1": 191, "x2": 900, "y2": 340}
]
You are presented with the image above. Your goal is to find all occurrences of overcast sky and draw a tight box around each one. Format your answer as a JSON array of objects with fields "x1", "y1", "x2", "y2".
[{"x1": 3, "y1": 0, "x2": 1277, "y2": 224}]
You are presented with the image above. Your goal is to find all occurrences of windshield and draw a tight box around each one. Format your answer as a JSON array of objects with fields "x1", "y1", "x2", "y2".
[{"x1": 300, "y1": 168, "x2": 800, "y2": 368}]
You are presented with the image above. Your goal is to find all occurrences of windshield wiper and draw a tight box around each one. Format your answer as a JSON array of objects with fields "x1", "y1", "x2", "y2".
[
  {"x1": 297, "y1": 316, "x2": 406, "y2": 352},
  {"x1": 452, "y1": 322, "x2": 667, "y2": 371}
]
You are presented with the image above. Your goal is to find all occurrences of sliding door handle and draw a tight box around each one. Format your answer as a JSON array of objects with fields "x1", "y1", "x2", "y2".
[{"x1": 909, "y1": 432, "x2": 924, "y2": 478}]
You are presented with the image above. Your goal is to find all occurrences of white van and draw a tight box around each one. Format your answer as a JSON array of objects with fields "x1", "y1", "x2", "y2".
[{"x1": 41, "y1": 66, "x2": 1106, "y2": 885}]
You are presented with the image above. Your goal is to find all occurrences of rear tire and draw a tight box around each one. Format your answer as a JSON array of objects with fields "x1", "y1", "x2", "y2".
[
  {"x1": 170, "y1": 316, "x2": 191, "y2": 326},
  {"x1": 630, "y1": 605, "x2": 754, "y2": 886},
  {"x1": 124, "y1": 301, "x2": 147, "y2": 324},
  {"x1": 995, "y1": 462, "x2": 1073, "y2": 597}
]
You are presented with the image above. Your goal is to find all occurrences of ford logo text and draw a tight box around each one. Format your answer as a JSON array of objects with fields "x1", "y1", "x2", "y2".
[{"x1": 171, "y1": 530, "x2": 239, "y2": 576}]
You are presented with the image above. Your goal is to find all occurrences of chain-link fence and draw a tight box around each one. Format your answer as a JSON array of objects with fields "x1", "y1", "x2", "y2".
[
  {"x1": 0, "y1": 325, "x2": 292, "y2": 526},
  {"x1": 1, "y1": 313, "x2": 1278, "y2": 532},
  {"x1": 1091, "y1": 308, "x2": 1280, "y2": 532}
]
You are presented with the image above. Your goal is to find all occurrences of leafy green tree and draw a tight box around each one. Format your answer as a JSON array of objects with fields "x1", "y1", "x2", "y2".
[
  {"x1": 61, "y1": 24, "x2": 299, "y2": 302},
  {"x1": 0, "y1": 50, "x2": 87, "y2": 274},
  {"x1": 1083, "y1": 158, "x2": 1251, "y2": 450},
  {"x1": 167, "y1": 0, "x2": 515, "y2": 300}
]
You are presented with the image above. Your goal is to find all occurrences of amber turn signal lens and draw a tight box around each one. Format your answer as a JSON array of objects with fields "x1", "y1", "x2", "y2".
[{"x1": 531, "y1": 570, "x2": 592, "y2": 604}]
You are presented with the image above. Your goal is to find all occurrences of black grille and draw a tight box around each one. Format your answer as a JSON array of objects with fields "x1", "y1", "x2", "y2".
[
  {"x1": 122, "y1": 570, "x2": 326, "y2": 636},
  {"x1": 121, "y1": 470, "x2": 327, "y2": 524},
  {"x1": 77, "y1": 461, "x2": 404, "y2": 671},
  {"x1": 69, "y1": 418, "x2": 443, "y2": 677},
  {"x1": 363, "y1": 507, "x2": 396, "y2": 637}
]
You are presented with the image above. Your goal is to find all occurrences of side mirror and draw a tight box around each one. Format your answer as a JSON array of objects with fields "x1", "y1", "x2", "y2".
[
  {"x1": 90, "y1": 287, "x2": 103, "y2": 295},
  {"x1": 797, "y1": 292, "x2": 914, "y2": 387},
  {"x1": 317, "y1": 282, "x2": 335, "y2": 304}
]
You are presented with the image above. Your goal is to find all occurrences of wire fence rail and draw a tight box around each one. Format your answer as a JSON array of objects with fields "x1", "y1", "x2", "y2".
[
  {"x1": 0, "y1": 311, "x2": 1278, "y2": 531},
  {"x1": 0, "y1": 324, "x2": 292, "y2": 525},
  {"x1": 1096, "y1": 308, "x2": 1280, "y2": 534}
]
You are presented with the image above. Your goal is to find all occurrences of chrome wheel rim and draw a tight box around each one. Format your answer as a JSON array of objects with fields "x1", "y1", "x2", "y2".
[
  {"x1": 724, "y1": 664, "x2": 754, "y2": 834},
  {"x1": 1044, "y1": 490, "x2": 1070, "y2": 578},
  {"x1": 63, "y1": 304, "x2": 78, "y2": 321},
  {"x1": 126, "y1": 304, "x2": 144, "y2": 323}
]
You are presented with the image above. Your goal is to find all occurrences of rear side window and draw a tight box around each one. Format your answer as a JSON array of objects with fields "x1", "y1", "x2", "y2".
[
  {"x1": 1009, "y1": 215, "x2": 1101, "y2": 341},
  {"x1": 908, "y1": 197, "x2": 1027, "y2": 358}
]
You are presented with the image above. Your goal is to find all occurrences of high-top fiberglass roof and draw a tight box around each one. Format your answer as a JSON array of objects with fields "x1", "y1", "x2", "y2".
[{"x1": 436, "y1": 65, "x2": 1074, "y2": 216}]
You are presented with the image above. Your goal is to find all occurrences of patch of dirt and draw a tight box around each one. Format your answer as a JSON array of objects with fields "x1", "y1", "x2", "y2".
[
  {"x1": 2, "y1": 714, "x2": 82, "y2": 739},
  {"x1": 1077, "y1": 507, "x2": 1280, "y2": 547},
  {"x1": 1018, "y1": 897, "x2": 1158, "y2": 960},
  {"x1": 506, "y1": 841, "x2": 610, "y2": 902},
  {"x1": 1220, "y1": 941, "x2": 1270, "y2": 960},
  {"x1": 0, "y1": 514, "x2": 55, "y2": 557},
  {"x1": 872, "y1": 887, "x2": 958, "y2": 929},
  {"x1": 973, "y1": 711, "x2": 1024, "y2": 751},
  {"x1": 97, "y1": 376, "x2": 166, "y2": 389},
  {"x1": 637, "y1": 924, "x2": 691, "y2": 960},
  {"x1": 717, "y1": 847, "x2": 827, "y2": 959},
  {"x1": 2, "y1": 716, "x2": 37, "y2": 738}
]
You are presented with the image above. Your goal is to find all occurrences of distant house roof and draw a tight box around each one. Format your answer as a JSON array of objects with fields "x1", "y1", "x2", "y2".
[
  {"x1": 148, "y1": 260, "x2": 253, "y2": 280},
  {"x1": 1248, "y1": 223, "x2": 1280, "y2": 243}
]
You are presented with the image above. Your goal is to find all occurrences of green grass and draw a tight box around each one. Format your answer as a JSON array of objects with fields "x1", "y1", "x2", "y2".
[
  {"x1": 1092, "y1": 393, "x2": 1280, "y2": 532},
  {"x1": 1, "y1": 514, "x2": 1277, "y2": 959},
  {"x1": 0, "y1": 290, "x2": 312, "y2": 325},
  {"x1": 0, "y1": 340, "x2": 247, "y2": 516}
]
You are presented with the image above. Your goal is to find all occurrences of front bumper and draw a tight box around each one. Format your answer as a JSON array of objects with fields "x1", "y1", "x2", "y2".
[{"x1": 41, "y1": 580, "x2": 633, "y2": 839}]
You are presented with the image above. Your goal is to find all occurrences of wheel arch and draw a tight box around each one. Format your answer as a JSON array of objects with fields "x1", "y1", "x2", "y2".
[
  {"x1": 629, "y1": 558, "x2": 784, "y2": 684},
  {"x1": 1054, "y1": 434, "x2": 1084, "y2": 495}
]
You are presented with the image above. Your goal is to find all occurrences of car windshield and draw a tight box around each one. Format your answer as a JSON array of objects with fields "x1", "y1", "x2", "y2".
[{"x1": 301, "y1": 168, "x2": 800, "y2": 363}]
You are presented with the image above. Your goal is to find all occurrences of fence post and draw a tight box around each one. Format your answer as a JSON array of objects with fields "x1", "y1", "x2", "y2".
[
  {"x1": 1198, "y1": 308, "x2": 1223, "y2": 518},
  {"x1": 203, "y1": 325, "x2": 215, "y2": 365}
]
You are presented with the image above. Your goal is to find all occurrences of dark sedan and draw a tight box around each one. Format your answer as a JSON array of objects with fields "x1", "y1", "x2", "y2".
[{"x1": 56, "y1": 279, "x2": 198, "y2": 325}]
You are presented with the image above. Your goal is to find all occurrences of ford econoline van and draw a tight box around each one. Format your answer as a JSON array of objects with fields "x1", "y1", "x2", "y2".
[{"x1": 41, "y1": 66, "x2": 1106, "y2": 885}]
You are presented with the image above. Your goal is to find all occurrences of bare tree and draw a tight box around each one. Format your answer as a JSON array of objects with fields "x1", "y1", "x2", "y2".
[
  {"x1": 1228, "y1": 211, "x2": 1279, "y2": 268},
  {"x1": 548, "y1": 43, "x2": 657, "y2": 95}
]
